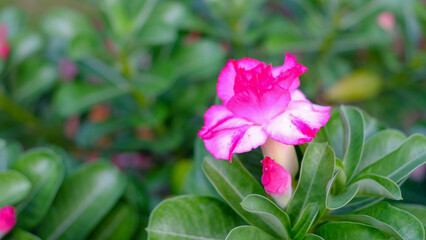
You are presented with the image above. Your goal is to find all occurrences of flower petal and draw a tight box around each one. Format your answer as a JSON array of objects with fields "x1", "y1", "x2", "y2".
[
  {"x1": 266, "y1": 100, "x2": 331, "y2": 145},
  {"x1": 272, "y1": 53, "x2": 308, "y2": 92},
  {"x1": 198, "y1": 105, "x2": 268, "y2": 161},
  {"x1": 226, "y1": 86, "x2": 291, "y2": 124},
  {"x1": 217, "y1": 58, "x2": 264, "y2": 104},
  {"x1": 261, "y1": 157, "x2": 291, "y2": 195}
]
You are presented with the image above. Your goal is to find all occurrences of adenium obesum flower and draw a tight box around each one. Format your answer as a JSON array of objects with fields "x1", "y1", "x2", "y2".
[
  {"x1": 0, "y1": 206, "x2": 16, "y2": 238},
  {"x1": 0, "y1": 24, "x2": 9, "y2": 60},
  {"x1": 261, "y1": 157, "x2": 292, "y2": 208},
  {"x1": 198, "y1": 53, "x2": 331, "y2": 162}
]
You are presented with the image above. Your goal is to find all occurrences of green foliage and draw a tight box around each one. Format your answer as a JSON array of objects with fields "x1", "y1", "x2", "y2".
[
  {"x1": 0, "y1": 142, "x2": 144, "y2": 240},
  {"x1": 147, "y1": 195, "x2": 243, "y2": 240},
  {"x1": 148, "y1": 106, "x2": 426, "y2": 240}
]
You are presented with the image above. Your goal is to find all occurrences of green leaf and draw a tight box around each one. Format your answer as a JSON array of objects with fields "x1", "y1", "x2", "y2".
[
  {"x1": 354, "y1": 134, "x2": 426, "y2": 183},
  {"x1": 10, "y1": 31, "x2": 43, "y2": 65},
  {"x1": 12, "y1": 148, "x2": 65, "y2": 228},
  {"x1": 241, "y1": 194, "x2": 291, "y2": 239},
  {"x1": 14, "y1": 62, "x2": 57, "y2": 103},
  {"x1": 312, "y1": 110, "x2": 344, "y2": 159},
  {"x1": 53, "y1": 82, "x2": 129, "y2": 117},
  {"x1": 340, "y1": 106, "x2": 364, "y2": 181},
  {"x1": 392, "y1": 203, "x2": 426, "y2": 228},
  {"x1": 357, "y1": 129, "x2": 406, "y2": 173},
  {"x1": 287, "y1": 143, "x2": 335, "y2": 223},
  {"x1": 0, "y1": 170, "x2": 31, "y2": 206},
  {"x1": 0, "y1": 140, "x2": 22, "y2": 171},
  {"x1": 362, "y1": 111, "x2": 385, "y2": 141},
  {"x1": 225, "y1": 226, "x2": 278, "y2": 240},
  {"x1": 89, "y1": 201, "x2": 139, "y2": 240},
  {"x1": 326, "y1": 169, "x2": 359, "y2": 210},
  {"x1": 7, "y1": 229, "x2": 41, "y2": 240},
  {"x1": 303, "y1": 234, "x2": 324, "y2": 240},
  {"x1": 324, "y1": 214, "x2": 403, "y2": 240},
  {"x1": 147, "y1": 195, "x2": 243, "y2": 240},
  {"x1": 315, "y1": 222, "x2": 387, "y2": 240},
  {"x1": 355, "y1": 202, "x2": 425, "y2": 240},
  {"x1": 354, "y1": 174, "x2": 401, "y2": 200},
  {"x1": 37, "y1": 162, "x2": 127, "y2": 240},
  {"x1": 203, "y1": 157, "x2": 276, "y2": 233},
  {"x1": 291, "y1": 203, "x2": 319, "y2": 240}
]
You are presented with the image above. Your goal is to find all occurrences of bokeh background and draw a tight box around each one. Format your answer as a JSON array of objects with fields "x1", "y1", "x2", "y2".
[{"x1": 0, "y1": 0, "x2": 425, "y2": 232}]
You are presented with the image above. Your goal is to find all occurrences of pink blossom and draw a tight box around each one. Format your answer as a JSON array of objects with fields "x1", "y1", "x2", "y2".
[
  {"x1": 261, "y1": 157, "x2": 291, "y2": 195},
  {"x1": 198, "y1": 53, "x2": 331, "y2": 161},
  {"x1": 0, "y1": 24, "x2": 9, "y2": 59},
  {"x1": 0, "y1": 206, "x2": 16, "y2": 236},
  {"x1": 377, "y1": 11, "x2": 395, "y2": 32}
]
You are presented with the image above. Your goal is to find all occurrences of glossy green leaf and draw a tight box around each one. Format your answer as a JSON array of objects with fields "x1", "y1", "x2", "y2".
[
  {"x1": 354, "y1": 174, "x2": 401, "y2": 200},
  {"x1": 7, "y1": 229, "x2": 41, "y2": 240},
  {"x1": 355, "y1": 202, "x2": 425, "y2": 240},
  {"x1": 241, "y1": 194, "x2": 290, "y2": 239},
  {"x1": 340, "y1": 106, "x2": 364, "y2": 181},
  {"x1": 225, "y1": 226, "x2": 278, "y2": 240},
  {"x1": 53, "y1": 82, "x2": 129, "y2": 117},
  {"x1": 326, "y1": 169, "x2": 359, "y2": 210},
  {"x1": 287, "y1": 143, "x2": 335, "y2": 223},
  {"x1": 324, "y1": 214, "x2": 403, "y2": 239},
  {"x1": 303, "y1": 234, "x2": 324, "y2": 240},
  {"x1": 392, "y1": 203, "x2": 426, "y2": 228},
  {"x1": 0, "y1": 170, "x2": 31, "y2": 206},
  {"x1": 12, "y1": 148, "x2": 64, "y2": 228},
  {"x1": 354, "y1": 134, "x2": 426, "y2": 183},
  {"x1": 89, "y1": 201, "x2": 138, "y2": 240},
  {"x1": 315, "y1": 222, "x2": 387, "y2": 240},
  {"x1": 362, "y1": 111, "x2": 385, "y2": 141},
  {"x1": 37, "y1": 162, "x2": 127, "y2": 240},
  {"x1": 357, "y1": 129, "x2": 406, "y2": 173},
  {"x1": 291, "y1": 203, "x2": 319, "y2": 240},
  {"x1": 203, "y1": 157, "x2": 276, "y2": 233},
  {"x1": 0, "y1": 140, "x2": 22, "y2": 171},
  {"x1": 147, "y1": 195, "x2": 243, "y2": 240}
]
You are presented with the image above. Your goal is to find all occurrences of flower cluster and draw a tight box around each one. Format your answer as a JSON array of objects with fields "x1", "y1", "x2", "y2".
[{"x1": 199, "y1": 54, "x2": 330, "y2": 207}]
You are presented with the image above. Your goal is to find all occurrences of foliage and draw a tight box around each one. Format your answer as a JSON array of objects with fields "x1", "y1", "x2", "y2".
[
  {"x1": 0, "y1": 143, "x2": 147, "y2": 240},
  {"x1": 148, "y1": 106, "x2": 426, "y2": 240}
]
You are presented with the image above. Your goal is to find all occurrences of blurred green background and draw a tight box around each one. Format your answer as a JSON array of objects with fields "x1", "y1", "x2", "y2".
[{"x1": 0, "y1": 0, "x2": 425, "y2": 227}]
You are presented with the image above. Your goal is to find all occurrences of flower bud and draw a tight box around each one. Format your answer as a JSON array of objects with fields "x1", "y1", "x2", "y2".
[
  {"x1": 0, "y1": 206, "x2": 16, "y2": 238},
  {"x1": 260, "y1": 138, "x2": 299, "y2": 178},
  {"x1": 261, "y1": 156, "x2": 292, "y2": 208}
]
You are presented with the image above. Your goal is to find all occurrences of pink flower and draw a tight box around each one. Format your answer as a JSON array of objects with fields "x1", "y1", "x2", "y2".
[
  {"x1": 0, "y1": 24, "x2": 9, "y2": 60},
  {"x1": 261, "y1": 157, "x2": 291, "y2": 195},
  {"x1": 198, "y1": 53, "x2": 331, "y2": 161},
  {"x1": 377, "y1": 11, "x2": 395, "y2": 32},
  {"x1": 0, "y1": 206, "x2": 16, "y2": 237}
]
